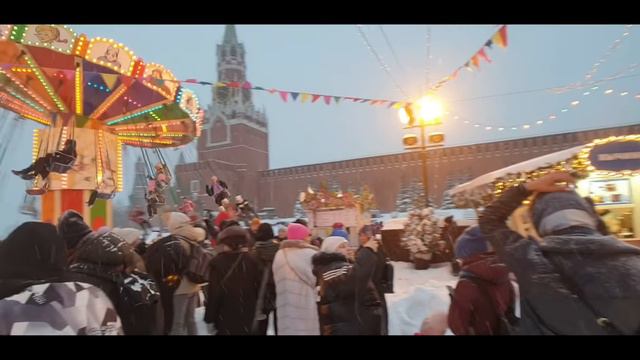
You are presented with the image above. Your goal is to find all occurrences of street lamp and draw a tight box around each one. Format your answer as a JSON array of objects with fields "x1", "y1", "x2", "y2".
[{"x1": 399, "y1": 95, "x2": 445, "y2": 208}]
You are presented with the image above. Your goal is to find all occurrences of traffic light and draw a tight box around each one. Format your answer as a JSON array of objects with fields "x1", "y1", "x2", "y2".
[{"x1": 429, "y1": 132, "x2": 445, "y2": 144}]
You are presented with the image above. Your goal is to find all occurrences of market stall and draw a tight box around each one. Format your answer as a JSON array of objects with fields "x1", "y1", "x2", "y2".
[{"x1": 450, "y1": 135, "x2": 640, "y2": 243}]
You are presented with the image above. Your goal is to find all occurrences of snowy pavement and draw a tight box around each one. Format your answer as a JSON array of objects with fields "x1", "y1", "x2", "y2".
[
  {"x1": 386, "y1": 261, "x2": 459, "y2": 335},
  {"x1": 195, "y1": 260, "x2": 460, "y2": 335}
]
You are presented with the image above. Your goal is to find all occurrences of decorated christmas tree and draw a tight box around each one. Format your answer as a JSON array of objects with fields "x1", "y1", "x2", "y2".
[{"x1": 400, "y1": 208, "x2": 442, "y2": 260}]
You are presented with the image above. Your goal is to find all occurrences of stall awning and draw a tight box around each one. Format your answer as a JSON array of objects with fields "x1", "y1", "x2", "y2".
[{"x1": 450, "y1": 144, "x2": 586, "y2": 196}]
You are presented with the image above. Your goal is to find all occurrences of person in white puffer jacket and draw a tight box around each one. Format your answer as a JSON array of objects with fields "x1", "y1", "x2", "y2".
[{"x1": 272, "y1": 223, "x2": 319, "y2": 335}]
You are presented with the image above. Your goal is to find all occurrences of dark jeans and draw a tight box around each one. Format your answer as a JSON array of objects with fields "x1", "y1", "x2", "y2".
[{"x1": 21, "y1": 154, "x2": 52, "y2": 179}]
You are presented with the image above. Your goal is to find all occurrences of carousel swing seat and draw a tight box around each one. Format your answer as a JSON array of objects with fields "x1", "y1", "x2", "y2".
[
  {"x1": 26, "y1": 181, "x2": 49, "y2": 196},
  {"x1": 48, "y1": 151, "x2": 76, "y2": 174}
]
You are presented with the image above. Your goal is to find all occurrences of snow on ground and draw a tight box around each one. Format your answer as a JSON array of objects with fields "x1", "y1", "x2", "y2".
[
  {"x1": 194, "y1": 260, "x2": 460, "y2": 335},
  {"x1": 386, "y1": 261, "x2": 459, "y2": 335}
]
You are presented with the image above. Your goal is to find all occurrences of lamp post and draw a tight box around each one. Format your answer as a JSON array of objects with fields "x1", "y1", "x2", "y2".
[{"x1": 399, "y1": 96, "x2": 445, "y2": 208}]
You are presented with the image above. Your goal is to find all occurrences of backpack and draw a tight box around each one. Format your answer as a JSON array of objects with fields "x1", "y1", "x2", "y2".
[
  {"x1": 459, "y1": 273, "x2": 519, "y2": 335},
  {"x1": 179, "y1": 237, "x2": 216, "y2": 284},
  {"x1": 116, "y1": 271, "x2": 162, "y2": 335}
]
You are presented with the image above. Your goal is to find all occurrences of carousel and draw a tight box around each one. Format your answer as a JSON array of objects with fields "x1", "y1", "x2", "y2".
[
  {"x1": 450, "y1": 134, "x2": 640, "y2": 244},
  {"x1": 0, "y1": 24, "x2": 203, "y2": 228}
]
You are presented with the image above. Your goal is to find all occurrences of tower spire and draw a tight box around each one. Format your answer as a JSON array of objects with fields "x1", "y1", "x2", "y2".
[{"x1": 223, "y1": 25, "x2": 239, "y2": 45}]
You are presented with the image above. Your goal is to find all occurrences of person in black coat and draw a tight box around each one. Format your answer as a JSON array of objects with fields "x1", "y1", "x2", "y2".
[
  {"x1": 355, "y1": 225, "x2": 389, "y2": 335},
  {"x1": 204, "y1": 226, "x2": 262, "y2": 335},
  {"x1": 480, "y1": 172, "x2": 640, "y2": 335},
  {"x1": 251, "y1": 223, "x2": 280, "y2": 335},
  {"x1": 67, "y1": 230, "x2": 161, "y2": 335},
  {"x1": 312, "y1": 236, "x2": 382, "y2": 335},
  {"x1": 143, "y1": 234, "x2": 189, "y2": 335}
]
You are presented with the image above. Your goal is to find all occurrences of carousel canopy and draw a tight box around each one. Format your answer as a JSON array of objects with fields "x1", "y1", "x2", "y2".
[{"x1": 0, "y1": 24, "x2": 203, "y2": 148}]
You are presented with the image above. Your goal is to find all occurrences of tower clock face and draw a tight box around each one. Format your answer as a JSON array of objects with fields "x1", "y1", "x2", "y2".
[{"x1": 215, "y1": 87, "x2": 229, "y2": 104}]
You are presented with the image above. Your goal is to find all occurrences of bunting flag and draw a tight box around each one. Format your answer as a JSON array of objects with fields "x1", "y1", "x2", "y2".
[
  {"x1": 477, "y1": 48, "x2": 492, "y2": 63},
  {"x1": 429, "y1": 25, "x2": 508, "y2": 92},
  {"x1": 492, "y1": 25, "x2": 508, "y2": 48},
  {"x1": 470, "y1": 54, "x2": 480, "y2": 69},
  {"x1": 1, "y1": 61, "x2": 416, "y2": 112}
]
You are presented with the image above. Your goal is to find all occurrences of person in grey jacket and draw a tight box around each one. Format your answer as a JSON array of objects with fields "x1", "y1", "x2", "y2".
[{"x1": 479, "y1": 172, "x2": 640, "y2": 335}]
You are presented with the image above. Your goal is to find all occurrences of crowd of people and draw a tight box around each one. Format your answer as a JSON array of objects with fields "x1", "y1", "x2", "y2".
[{"x1": 2, "y1": 171, "x2": 640, "y2": 335}]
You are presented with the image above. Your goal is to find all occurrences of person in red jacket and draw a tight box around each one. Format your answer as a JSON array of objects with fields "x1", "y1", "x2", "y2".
[{"x1": 448, "y1": 225, "x2": 516, "y2": 335}]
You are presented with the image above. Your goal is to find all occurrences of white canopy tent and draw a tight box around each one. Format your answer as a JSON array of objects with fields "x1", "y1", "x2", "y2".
[{"x1": 449, "y1": 144, "x2": 586, "y2": 196}]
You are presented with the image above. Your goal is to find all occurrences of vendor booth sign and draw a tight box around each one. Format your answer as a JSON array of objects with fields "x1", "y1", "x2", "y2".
[{"x1": 588, "y1": 138, "x2": 640, "y2": 172}]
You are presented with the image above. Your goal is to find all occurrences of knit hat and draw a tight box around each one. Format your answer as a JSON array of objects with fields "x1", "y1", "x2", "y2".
[
  {"x1": 330, "y1": 229, "x2": 349, "y2": 239},
  {"x1": 287, "y1": 223, "x2": 310, "y2": 241},
  {"x1": 218, "y1": 225, "x2": 249, "y2": 250},
  {"x1": 531, "y1": 191, "x2": 597, "y2": 237},
  {"x1": 0, "y1": 222, "x2": 66, "y2": 281},
  {"x1": 57, "y1": 210, "x2": 93, "y2": 251},
  {"x1": 164, "y1": 212, "x2": 206, "y2": 242},
  {"x1": 454, "y1": 225, "x2": 489, "y2": 260},
  {"x1": 320, "y1": 236, "x2": 348, "y2": 254},
  {"x1": 332, "y1": 222, "x2": 344, "y2": 229}
]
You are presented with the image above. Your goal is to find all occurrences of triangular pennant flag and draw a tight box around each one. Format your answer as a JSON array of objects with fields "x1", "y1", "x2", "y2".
[
  {"x1": 471, "y1": 54, "x2": 480, "y2": 68},
  {"x1": 387, "y1": 101, "x2": 396, "y2": 108},
  {"x1": 290, "y1": 92, "x2": 299, "y2": 101},
  {"x1": 477, "y1": 48, "x2": 492, "y2": 63},
  {"x1": 311, "y1": 94, "x2": 321, "y2": 103},
  {"x1": 242, "y1": 81, "x2": 252, "y2": 89},
  {"x1": 392, "y1": 102, "x2": 404, "y2": 109},
  {"x1": 377, "y1": 101, "x2": 388, "y2": 107},
  {"x1": 215, "y1": 82, "x2": 226, "y2": 87},
  {"x1": 185, "y1": 79, "x2": 198, "y2": 83},
  {"x1": 100, "y1": 73, "x2": 119, "y2": 90},
  {"x1": 333, "y1": 96, "x2": 341, "y2": 104},
  {"x1": 360, "y1": 99, "x2": 370, "y2": 104},
  {"x1": 498, "y1": 25, "x2": 508, "y2": 48},
  {"x1": 300, "y1": 93, "x2": 311, "y2": 103},
  {"x1": 484, "y1": 39, "x2": 493, "y2": 48},
  {"x1": 228, "y1": 82, "x2": 240, "y2": 88},
  {"x1": 199, "y1": 81, "x2": 213, "y2": 85},
  {"x1": 369, "y1": 100, "x2": 378, "y2": 105},
  {"x1": 451, "y1": 68, "x2": 460, "y2": 80},
  {"x1": 464, "y1": 61, "x2": 473, "y2": 72},
  {"x1": 351, "y1": 98, "x2": 361, "y2": 102},
  {"x1": 254, "y1": 86, "x2": 265, "y2": 91},
  {"x1": 492, "y1": 25, "x2": 508, "y2": 48},
  {"x1": 268, "y1": 88, "x2": 278, "y2": 94},
  {"x1": 279, "y1": 91, "x2": 289, "y2": 102},
  {"x1": 323, "y1": 95, "x2": 332, "y2": 105}
]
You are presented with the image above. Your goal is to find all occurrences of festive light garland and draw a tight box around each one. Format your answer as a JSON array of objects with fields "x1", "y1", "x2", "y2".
[
  {"x1": 451, "y1": 84, "x2": 639, "y2": 133},
  {"x1": 106, "y1": 104, "x2": 165, "y2": 126}
]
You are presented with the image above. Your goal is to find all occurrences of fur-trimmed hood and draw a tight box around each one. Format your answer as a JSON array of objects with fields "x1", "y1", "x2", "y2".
[{"x1": 279, "y1": 240, "x2": 319, "y2": 251}]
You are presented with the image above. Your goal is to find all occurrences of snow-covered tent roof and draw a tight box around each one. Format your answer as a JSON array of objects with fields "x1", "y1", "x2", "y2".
[
  {"x1": 449, "y1": 144, "x2": 585, "y2": 196},
  {"x1": 382, "y1": 209, "x2": 478, "y2": 230}
]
